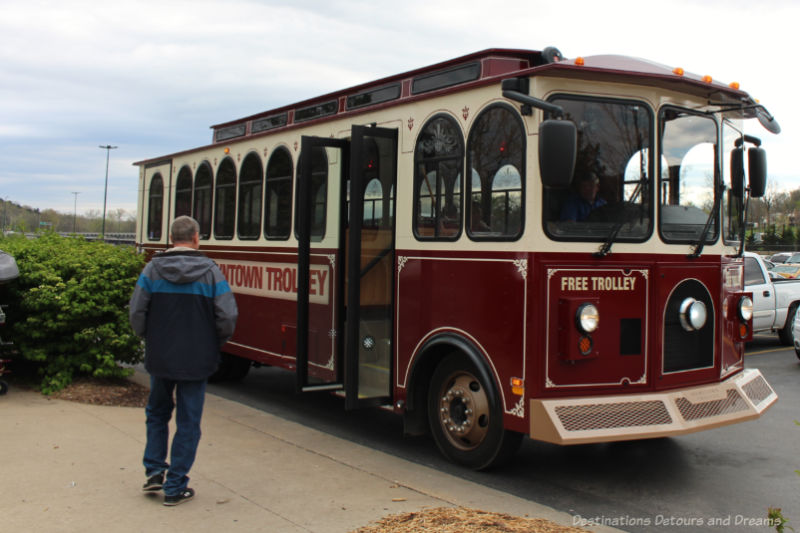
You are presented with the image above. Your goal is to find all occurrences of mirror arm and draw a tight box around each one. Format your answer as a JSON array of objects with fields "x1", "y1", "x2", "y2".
[{"x1": 502, "y1": 90, "x2": 565, "y2": 118}]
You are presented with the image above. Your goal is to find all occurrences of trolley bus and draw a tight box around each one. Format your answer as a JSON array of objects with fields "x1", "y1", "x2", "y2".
[{"x1": 134, "y1": 46, "x2": 780, "y2": 469}]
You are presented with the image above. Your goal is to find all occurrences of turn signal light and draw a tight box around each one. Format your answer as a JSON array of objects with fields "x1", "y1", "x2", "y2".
[
  {"x1": 578, "y1": 335, "x2": 593, "y2": 356},
  {"x1": 739, "y1": 323, "x2": 749, "y2": 339},
  {"x1": 511, "y1": 377, "x2": 524, "y2": 396}
]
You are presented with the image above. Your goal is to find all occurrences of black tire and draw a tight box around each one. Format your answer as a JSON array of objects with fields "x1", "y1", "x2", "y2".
[
  {"x1": 209, "y1": 353, "x2": 234, "y2": 382},
  {"x1": 227, "y1": 355, "x2": 251, "y2": 381},
  {"x1": 210, "y1": 352, "x2": 251, "y2": 382},
  {"x1": 778, "y1": 304, "x2": 798, "y2": 346},
  {"x1": 427, "y1": 353, "x2": 522, "y2": 470}
]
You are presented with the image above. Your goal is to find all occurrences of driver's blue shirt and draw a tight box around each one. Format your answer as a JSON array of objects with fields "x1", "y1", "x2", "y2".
[{"x1": 560, "y1": 195, "x2": 607, "y2": 221}]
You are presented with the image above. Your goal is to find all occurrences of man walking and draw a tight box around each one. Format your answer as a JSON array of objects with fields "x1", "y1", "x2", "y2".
[{"x1": 129, "y1": 216, "x2": 238, "y2": 506}]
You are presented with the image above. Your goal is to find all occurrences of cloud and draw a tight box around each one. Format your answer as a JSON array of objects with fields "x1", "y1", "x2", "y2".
[{"x1": 0, "y1": 0, "x2": 795, "y2": 217}]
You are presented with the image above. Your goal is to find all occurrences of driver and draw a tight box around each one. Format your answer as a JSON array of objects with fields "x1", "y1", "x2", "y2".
[{"x1": 560, "y1": 172, "x2": 606, "y2": 221}]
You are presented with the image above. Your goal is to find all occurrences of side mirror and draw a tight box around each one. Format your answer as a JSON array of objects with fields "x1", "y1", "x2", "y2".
[
  {"x1": 729, "y1": 147, "x2": 744, "y2": 197},
  {"x1": 748, "y1": 147, "x2": 767, "y2": 198},
  {"x1": 539, "y1": 120, "x2": 576, "y2": 188}
]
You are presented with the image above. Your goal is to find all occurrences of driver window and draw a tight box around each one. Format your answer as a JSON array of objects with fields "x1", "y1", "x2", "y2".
[{"x1": 543, "y1": 97, "x2": 653, "y2": 242}]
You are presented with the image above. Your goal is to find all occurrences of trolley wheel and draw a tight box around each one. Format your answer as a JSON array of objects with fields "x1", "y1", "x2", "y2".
[
  {"x1": 209, "y1": 352, "x2": 251, "y2": 382},
  {"x1": 0, "y1": 380, "x2": 8, "y2": 395},
  {"x1": 427, "y1": 353, "x2": 521, "y2": 470}
]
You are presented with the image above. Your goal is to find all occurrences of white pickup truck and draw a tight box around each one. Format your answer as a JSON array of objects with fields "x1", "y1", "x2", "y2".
[{"x1": 744, "y1": 251, "x2": 800, "y2": 344}]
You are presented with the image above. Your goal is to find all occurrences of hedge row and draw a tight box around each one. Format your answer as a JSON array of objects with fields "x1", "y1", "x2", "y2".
[{"x1": 0, "y1": 232, "x2": 145, "y2": 393}]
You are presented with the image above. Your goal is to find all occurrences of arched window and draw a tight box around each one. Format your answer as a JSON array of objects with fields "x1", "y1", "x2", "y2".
[
  {"x1": 295, "y1": 146, "x2": 328, "y2": 241},
  {"x1": 238, "y1": 153, "x2": 263, "y2": 239},
  {"x1": 264, "y1": 147, "x2": 293, "y2": 239},
  {"x1": 466, "y1": 104, "x2": 525, "y2": 240},
  {"x1": 147, "y1": 174, "x2": 164, "y2": 241},
  {"x1": 214, "y1": 158, "x2": 236, "y2": 239},
  {"x1": 175, "y1": 166, "x2": 193, "y2": 218},
  {"x1": 193, "y1": 162, "x2": 213, "y2": 240},
  {"x1": 413, "y1": 114, "x2": 464, "y2": 240}
]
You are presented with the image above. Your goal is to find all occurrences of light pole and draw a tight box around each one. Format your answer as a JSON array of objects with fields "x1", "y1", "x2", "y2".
[
  {"x1": 99, "y1": 144, "x2": 117, "y2": 240},
  {"x1": 72, "y1": 192, "x2": 80, "y2": 233}
]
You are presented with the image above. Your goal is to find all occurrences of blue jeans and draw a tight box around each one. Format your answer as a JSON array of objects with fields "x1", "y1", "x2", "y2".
[{"x1": 143, "y1": 376, "x2": 206, "y2": 496}]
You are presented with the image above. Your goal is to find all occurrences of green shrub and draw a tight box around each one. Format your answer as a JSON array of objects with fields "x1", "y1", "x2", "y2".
[{"x1": 0, "y1": 232, "x2": 145, "y2": 393}]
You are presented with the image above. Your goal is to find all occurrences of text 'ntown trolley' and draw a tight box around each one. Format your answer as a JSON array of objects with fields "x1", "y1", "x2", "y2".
[{"x1": 134, "y1": 46, "x2": 780, "y2": 469}]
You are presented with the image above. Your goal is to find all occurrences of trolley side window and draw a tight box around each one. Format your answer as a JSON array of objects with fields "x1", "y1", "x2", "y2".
[
  {"x1": 238, "y1": 152, "x2": 263, "y2": 240},
  {"x1": 147, "y1": 173, "x2": 163, "y2": 241},
  {"x1": 214, "y1": 157, "x2": 236, "y2": 240},
  {"x1": 467, "y1": 104, "x2": 525, "y2": 240},
  {"x1": 174, "y1": 166, "x2": 193, "y2": 219},
  {"x1": 294, "y1": 146, "x2": 329, "y2": 242},
  {"x1": 413, "y1": 114, "x2": 464, "y2": 240},
  {"x1": 264, "y1": 147, "x2": 293, "y2": 240},
  {"x1": 193, "y1": 162, "x2": 213, "y2": 240},
  {"x1": 543, "y1": 97, "x2": 653, "y2": 242}
]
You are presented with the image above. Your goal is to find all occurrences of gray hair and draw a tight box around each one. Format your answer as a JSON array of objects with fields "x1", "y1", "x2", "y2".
[{"x1": 170, "y1": 216, "x2": 200, "y2": 244}]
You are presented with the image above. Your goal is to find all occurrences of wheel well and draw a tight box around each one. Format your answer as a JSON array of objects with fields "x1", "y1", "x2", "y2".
[{"x1": 403, "y1": 334, "x2": 498, "y2": 436}]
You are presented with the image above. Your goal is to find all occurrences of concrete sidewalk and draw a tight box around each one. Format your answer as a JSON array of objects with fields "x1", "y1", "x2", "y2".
[{"x1": 1, "y1": 376, "x2": 624, "y2": 533}]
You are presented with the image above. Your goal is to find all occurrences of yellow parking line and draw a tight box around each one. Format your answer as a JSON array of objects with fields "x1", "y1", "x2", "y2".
[{"x1": 746, "y1": 346, "x2": 790, "y2": 356}]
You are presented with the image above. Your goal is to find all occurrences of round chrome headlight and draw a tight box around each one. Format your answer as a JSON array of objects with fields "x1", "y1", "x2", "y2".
[
  {"x1": 679, "y1": 297, "x2": 707, "y2": 331},
  {"x1": 738, "y1": 296, "x2": 753, "y2": 322},
  {"x1": 576, "y1": 303, "x2": 599, "y2": 334}
]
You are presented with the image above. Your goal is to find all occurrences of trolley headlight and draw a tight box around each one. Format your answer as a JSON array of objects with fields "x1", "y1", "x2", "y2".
[
  {"x1": 679, "y1": 297, "x2": 707, "y2": 331},
  {"x1": 738, "y1": 296, "x2": 754, "y2": 322},
  {"x1": 576, "y1": 303, "x2": 599, "y2": 334}
]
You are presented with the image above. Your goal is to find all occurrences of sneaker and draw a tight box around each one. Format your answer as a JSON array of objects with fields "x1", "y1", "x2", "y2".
[
  {"x1": 163, "y1": 487, "x2": 195, "y2": 506},
  {"x1": 142, "y1": 472, "x2": 164, "y2": 492}
]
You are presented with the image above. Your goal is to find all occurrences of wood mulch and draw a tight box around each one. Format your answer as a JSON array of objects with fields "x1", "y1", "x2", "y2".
[
  {"x1": 351, "y1": 507, "x2": 589, "y2": 533},
  {"x1": 49, "y1": 375, "x2": 149, "y2": 407}
]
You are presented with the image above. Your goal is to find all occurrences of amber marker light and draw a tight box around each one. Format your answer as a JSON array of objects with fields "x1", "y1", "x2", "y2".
[
  {"x1": 702, "y1": 75, "x2": 713, "y2": 83},
  {"x1": 739, "y1": 323, "x2": 749, "y2": 339},
  {"x1": 511, "y1": 377, "x2": 524, "y2": 396},
  {"x1": 673, "y1": 67, "x2": 685, "y2": 76},
  {"x1": 729, "y1": 81, "x2": 741, "y2": 90},
  {"x1": 575, "y1": 57, "x2": 585, "y2": 66},
  {"x1": 578, "y1": 335, "x2": 593, "y2": 356},
  {"x1": 224, "y1": 147, "x2": 231, "y2": 154}
]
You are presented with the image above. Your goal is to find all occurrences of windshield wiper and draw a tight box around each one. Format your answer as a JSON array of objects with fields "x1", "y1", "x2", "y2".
[
  {"x1": 688, "y1": 182, "x2": 724, "y2": 258},
  {"x1": 594, "y1": 178, "x2": 645, "y2": 258}
]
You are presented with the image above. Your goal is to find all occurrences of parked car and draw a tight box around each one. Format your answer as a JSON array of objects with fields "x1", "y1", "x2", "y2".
[
  {"x1": 784, "y1": 252, "x2": 800, "y2": 264},
  {"x1": 770, "y1": 264, "x2": 800, "y2": 279},
  {"x1": 769, "y1": 252, "x2": 797, "y2": 264},
  {"x1": 744, "y1": 251, "x2": 800, "y2": 345}
]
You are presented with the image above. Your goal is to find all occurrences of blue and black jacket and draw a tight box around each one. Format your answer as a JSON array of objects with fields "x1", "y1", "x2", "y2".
[{"x1": 129, "y1": 249, "x2": 238, "y2": 381}]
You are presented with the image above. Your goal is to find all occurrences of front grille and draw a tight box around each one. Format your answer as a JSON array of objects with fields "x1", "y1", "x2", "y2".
[
  {"x1": 554, "y1": 400, "x2": 672, "y2": 431},
  {"x1": 674, "y1": 389, "x2": 749, "y2": 421},
  {"x1": 663, "y1": 280, "x2": 714, "y2": 373},
  {"x1": 742, "y1": 374, "x2": 774, "y2": 405}
]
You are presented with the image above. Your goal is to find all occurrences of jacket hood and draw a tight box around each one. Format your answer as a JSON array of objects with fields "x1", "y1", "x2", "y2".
[{"x1": 151, "y1": 250, "x2": 213, "y2": 284}]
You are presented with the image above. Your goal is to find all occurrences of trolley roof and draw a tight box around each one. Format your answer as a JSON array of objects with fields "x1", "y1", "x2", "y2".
[{"x1": 135, "y1": 47, "x2": 777, "y2": 166}]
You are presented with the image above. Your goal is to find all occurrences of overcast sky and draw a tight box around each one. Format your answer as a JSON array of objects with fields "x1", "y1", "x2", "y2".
[{"x1": 1, "y1": 0, "x2": 796, "y2": 217}]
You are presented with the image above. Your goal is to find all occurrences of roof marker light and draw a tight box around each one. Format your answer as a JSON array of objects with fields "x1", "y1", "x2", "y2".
[
  {"x1": 673, "y1": 67, "x2": 685, "y2": 76},
  {"x1": 702, "y1": 75, "x2": 713, "y2": 83},
  {"x1": 575, "y1": 57, "x2": 585, "y2": 66},
  {"x1": 729, "y1": 81, "x2": 741, "y2": 90}
]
